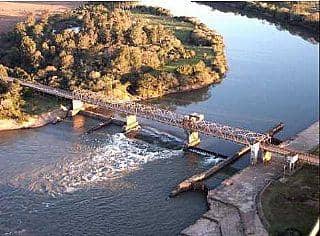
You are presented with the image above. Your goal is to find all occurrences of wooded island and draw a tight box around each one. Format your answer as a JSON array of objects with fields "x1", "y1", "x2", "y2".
[{"x1": 0, "y1": 3, "x2": 227, "y2": 122}]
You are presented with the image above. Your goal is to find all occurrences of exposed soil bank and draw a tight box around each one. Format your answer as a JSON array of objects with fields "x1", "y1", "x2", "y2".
[
  {"x1": 182, "y1": 121, "x2": 319, "y2": 236},
  {"x1": 197, "y1": 1, "x2": 319, "y2": 43},
  {"x1": 0, "y1": 107, "x2": 68, "y2": 131}
]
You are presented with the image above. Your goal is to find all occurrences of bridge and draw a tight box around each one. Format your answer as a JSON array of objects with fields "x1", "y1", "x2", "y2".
[{"x1": 4, "y1": 77, "x2": 319, "y2": 165}]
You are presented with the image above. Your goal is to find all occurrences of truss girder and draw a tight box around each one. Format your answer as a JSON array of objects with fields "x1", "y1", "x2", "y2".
[{"x1": 5, "y1": 77, "x2": 318, "y2": 165}]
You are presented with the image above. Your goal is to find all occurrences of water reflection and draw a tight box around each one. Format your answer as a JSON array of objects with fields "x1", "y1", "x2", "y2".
[
  {"x1": 72, "y1": 115, "x2": 86, "y2": 131},
  {"x1": 197, "y1": 2, "x2": 319, "y2": 44},
  {"x1": 0, "y1": 1, "x2": 319, "y2": 235},
  {"x1": 141, "y1": 0, "x2": 319, "y2": 44},
  {"x1": 148, "y1": 86, "x2": 212, "y2": 109}
]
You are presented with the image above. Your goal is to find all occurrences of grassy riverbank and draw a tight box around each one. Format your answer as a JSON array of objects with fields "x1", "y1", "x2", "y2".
[
  {"x1": 0, "y1": 89, "x2": 69, "y2": 131},
  {"x1": 261, "y1": 147, "x2": 319, "y2": 235},
  {"x1": 199, "y1": 1, "x2": 319, "y2": 42},
  {"x1": 0, "y1": 2, "x2": 227, "y2": 99}
]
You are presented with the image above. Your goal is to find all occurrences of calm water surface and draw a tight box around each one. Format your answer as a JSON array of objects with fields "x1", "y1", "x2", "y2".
[{"x1": 0, "y1": 2, "x2": 319, "y2": 235}]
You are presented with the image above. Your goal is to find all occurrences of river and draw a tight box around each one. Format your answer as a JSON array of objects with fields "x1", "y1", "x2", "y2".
[{"x1": 0, "y1": 1, "x2": 319, "y2": 235}]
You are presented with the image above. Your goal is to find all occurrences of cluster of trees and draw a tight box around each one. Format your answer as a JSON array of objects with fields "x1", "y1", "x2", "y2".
[
  {"x1": 132, "y1": 5, "x2": 172, "y2": 16},
  {"x1": 189, "y1": 21, "x2": 228, "y2": 75},
  {"x1": 258, "y1": 2, "x2": 319, "y2": 24},
  {"x1": 0, "y1": 3, "x2": 227, "y2": 100},
  {"x1": 0, "y1": 65, "x2": 25, "y2": 121}
]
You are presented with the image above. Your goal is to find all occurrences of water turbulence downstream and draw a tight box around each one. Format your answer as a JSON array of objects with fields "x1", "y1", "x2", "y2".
[
  {"x1": 13, "y1": 131, "x2": 184, "y2": 196},
  {"x1": 1, "y1": 1, "x2": 318, "y2": 235},
  {"x1": 0, "y1": 117, "x2": 213, "y2": 235}
]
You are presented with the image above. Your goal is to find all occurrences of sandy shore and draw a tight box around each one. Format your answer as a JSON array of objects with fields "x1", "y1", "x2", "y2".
[{"x1": 0, "y1": 107, "x2": 69, "y2": 131}]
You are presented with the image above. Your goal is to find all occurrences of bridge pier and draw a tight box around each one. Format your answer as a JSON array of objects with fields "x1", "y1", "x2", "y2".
[
  {"x1": 184, "y1": 113, "x2": 204, "y2": 147},
  {"x1": 71, "y1": 99, "x2": 84, "y2": 116},
  {"x1": 123, "y1": 115, "x2": 140, "y2": 133},
  {"x1": 187, "y1": 131, "x2": 201, "y2": 147}
]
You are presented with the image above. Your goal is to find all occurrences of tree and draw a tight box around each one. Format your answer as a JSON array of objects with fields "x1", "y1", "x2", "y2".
[
  {"x1": 127, "y1": 22, "x2": 148, "y2": 46},
  {"x1": 0, "y1": 80, "x2": 25, "y2": 121}
]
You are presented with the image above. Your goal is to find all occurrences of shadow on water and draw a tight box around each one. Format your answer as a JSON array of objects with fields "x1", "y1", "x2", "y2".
[
  {"x1": 147, "y1": 85, "x2": 212, "y2": 110},
  {"x1": 1, "y1": 1, "x2": 319, "y2": 235}
]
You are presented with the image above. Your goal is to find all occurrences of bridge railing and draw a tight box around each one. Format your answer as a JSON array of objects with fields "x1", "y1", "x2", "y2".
[
  {"x1": 4, "y1": 77, "x2": 319, "y2": 165},
  {"x1": 72, "y1": 89, "x2": 268, "y2": 145}
]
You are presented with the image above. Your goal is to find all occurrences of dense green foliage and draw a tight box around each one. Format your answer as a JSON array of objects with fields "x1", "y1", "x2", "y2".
[
  {"x1": 0, "y1": 3, "x2": 227, "y2": 100},
  {"x1": 0, "y1": 65, "x2": 25, "y2": 121}
]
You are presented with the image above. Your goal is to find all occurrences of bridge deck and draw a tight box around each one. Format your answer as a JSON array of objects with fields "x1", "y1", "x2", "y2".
[{"x1": 4, "y1": 77, "x2": 319, "y2": 165}]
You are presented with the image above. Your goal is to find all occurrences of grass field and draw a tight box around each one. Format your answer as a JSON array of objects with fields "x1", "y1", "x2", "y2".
[
  {"x1": 261, "y1": 148, "x2": 319, "y2": 235},
  {"x1": 132, "y1": 12, "x2": 215, "y2": 73}
]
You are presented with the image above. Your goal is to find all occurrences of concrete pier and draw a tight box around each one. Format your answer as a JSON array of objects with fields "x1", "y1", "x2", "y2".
[
  {"x1": 71, "y1": 99, "x2": 84, "y2": 116},
  {"x1": 187, "y1": 131, "x2": 201, "y2": 147},
  {"x1": 123, "y1": 115, "x2": 140, "y2": 133},
  {"x1": 172, "y1": 123, "x2": 284, "y2": 197}
]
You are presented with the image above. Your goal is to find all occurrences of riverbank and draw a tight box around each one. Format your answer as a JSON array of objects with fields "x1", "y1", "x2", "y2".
[
  {"x1": 198, "y1": 1, "x2": 319, "y2": 42},
  {"x1": 0, "y1": 106, "x2": 68, "y2": 131},
  {"x1": 182, "y1": 121, "x2": 319, "y2": 236},
  {"x1": 261, "y1": 122, "x2": 319, "y2": 235},
  {"x1": 0, "y1": 2, "x2": 227, "y2": 105}
]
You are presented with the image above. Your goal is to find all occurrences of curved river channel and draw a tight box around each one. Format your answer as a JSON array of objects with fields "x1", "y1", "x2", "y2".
[{"x1": 0, "y1": 2, "x2": 319, "y2": 235}]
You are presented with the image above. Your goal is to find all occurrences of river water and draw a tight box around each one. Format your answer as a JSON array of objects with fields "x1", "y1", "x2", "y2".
[{"x1": 0, "y1": 2, "x2": 319, "y2": 236}]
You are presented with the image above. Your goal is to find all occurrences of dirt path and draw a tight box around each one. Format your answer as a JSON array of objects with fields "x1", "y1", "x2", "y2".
[{"x1": 0, "y1": 2, "x2": 82, "y2": 34}]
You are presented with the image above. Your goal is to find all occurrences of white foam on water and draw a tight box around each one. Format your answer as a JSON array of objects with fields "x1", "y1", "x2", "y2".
[
  {"x1": 202, "y1": 156, "x2": 224, "y2": 166},
  {"x1": 29, "y1": 133, "x2": 182, "y2": 195}
]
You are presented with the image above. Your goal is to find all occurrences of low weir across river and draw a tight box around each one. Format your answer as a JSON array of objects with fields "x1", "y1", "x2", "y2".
[
  {"x1": 1, "y1": 3, "x2": 319, "y2": 235},
  {"x1": 4, "y1": 76, "x2": 319, "y2": 165}
]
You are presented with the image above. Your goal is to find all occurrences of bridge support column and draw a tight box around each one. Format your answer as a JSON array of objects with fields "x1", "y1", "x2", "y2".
[
  {"x1": 71, "y1": 99, "x2": 84, "y2": 116},
  {"x1": 250, "y1": 142, "x2": 260, "y2": 165},
  {"x1": 187, "y1": 131, "x2": 200, "y2": 147},
  {"x1": 124, "y1": 115, "x2": 140, "y2": 133},
  {"x1": 184, "y1": 113, "x2": 204, "y2": 147}
]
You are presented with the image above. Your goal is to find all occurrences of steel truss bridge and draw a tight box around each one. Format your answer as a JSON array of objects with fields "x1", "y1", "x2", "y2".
[{"x1": 5, "y1": 77, "x2": 319, "y2": 165}]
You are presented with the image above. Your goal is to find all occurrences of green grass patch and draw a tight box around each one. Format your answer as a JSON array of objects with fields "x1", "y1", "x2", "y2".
[
  {"x1": 261, "y1": 165, "x2": 319, "y2": 235},
  {"x1": 132, "y1": 12, "x2": 195, "y2": 44},
  {"x1": 163, "y1": 58, "x2": 201, "y2": 73},
  {"x1": 163, "y1": 46, "x2": 214, "y2": 72}
]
